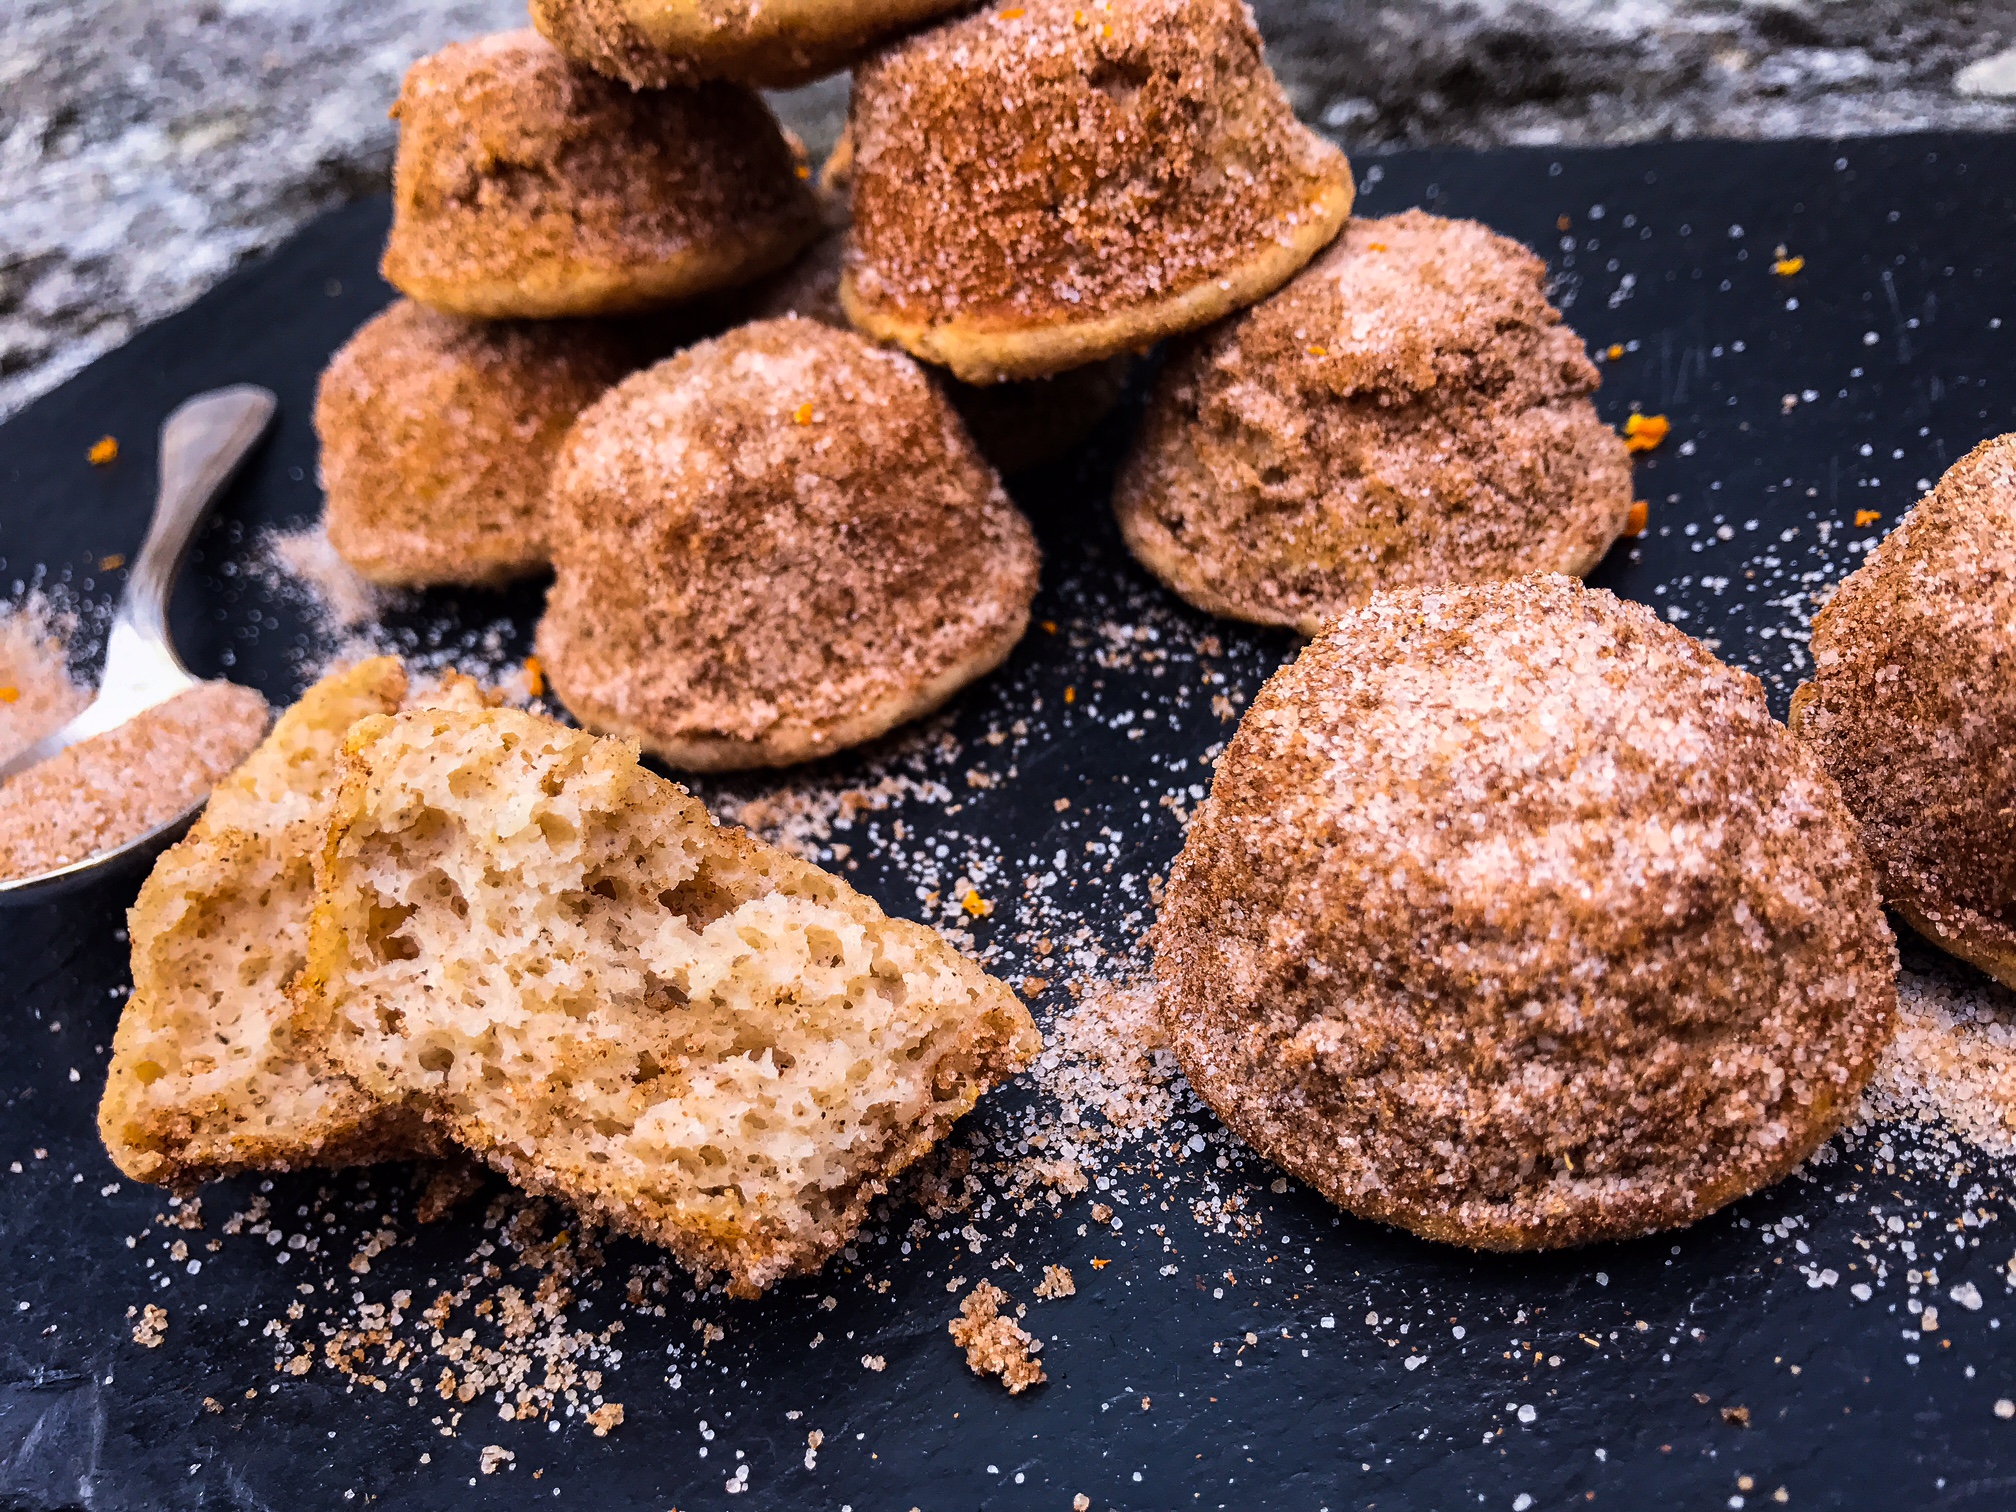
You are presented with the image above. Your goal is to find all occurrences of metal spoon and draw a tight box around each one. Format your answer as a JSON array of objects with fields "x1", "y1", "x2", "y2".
[{"x1": 0, "y1": 385, "x2": 277, "y2": 902}]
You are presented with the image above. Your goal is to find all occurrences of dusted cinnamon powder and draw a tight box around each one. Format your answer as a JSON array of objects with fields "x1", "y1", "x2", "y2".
[
  {"x1": 382, "y1": 30, "x2": 819, "y2": 318},
  {"x1": 0, "y1": 680, "x2": 270, "y2": 881},
  {"x1": 539, "y1": 317, "x2": 1040, "y2": 771},
  {"x1": 1791, "y1": 434, "x2": 2016, "y2": 990},
  {"x1": 1117, "y1": 211, "x2": 1634, "y2": 632},
  {"x1": 842, "y1": 0, "x2": 1352, "y2": 379},
  {"x1": 1157, "y1": 576, "x2": 1897, "y2": 1250}
]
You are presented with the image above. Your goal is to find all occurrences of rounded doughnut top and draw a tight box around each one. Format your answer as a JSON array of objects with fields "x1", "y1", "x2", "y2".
[
  {"x1": 1793, "y1": 433, "x2": 2016, "y2": 988},
  {"x1": 1116, "y1": 211, "x2": 1634, "y2": 632},
  {"x1": 382, "y1": 30, "x2": 819, "y2": 319},
  {"x1": 538, "y1": 317, "x2": 1040, "y2": 770},
  {"x1": 1158, "y1": 575, "x2": 1896, "y2": 1249},
  {"x1": 841, "y1": 0, "x2": 1353, "y2": 382},
  {"x1": 315, "y1": 300, "x2": 638, "y2": 588}
]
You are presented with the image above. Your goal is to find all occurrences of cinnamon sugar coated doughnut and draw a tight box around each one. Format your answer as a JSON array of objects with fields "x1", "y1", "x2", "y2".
[
  {"x1": 1116, "y1": 211, "x2": 1634, "y2": 632},
  {"x1": 314, "y1": 300, "x2": 640, "y2": 588},
  {"x1": 748, "y1": 230, "x2": 1132, "y2": 472},
  {"x1": 841, "y1": 0, "x2": 1354, "y2": 382},
  {"x1": 381, "y1": 30, "x2": 820, "y2": 318},
  {"x1": 531, "y1": 0, "x2": 969, "y2": 89},
  {"x1": 1791, "y1": 435, "x2": 2016, "y2": 989},
  {"x1": 538, "y1": 317, "x2": 1040, "y2": 770},
  {"x1": 1158, "y1": 576, "x2": 1897, "y2": 1249}
]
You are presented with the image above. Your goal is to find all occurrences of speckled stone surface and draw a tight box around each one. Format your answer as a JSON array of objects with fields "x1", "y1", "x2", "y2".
[{"x1": 5, "y1": 0, "x2": 2016, "y2": 422}]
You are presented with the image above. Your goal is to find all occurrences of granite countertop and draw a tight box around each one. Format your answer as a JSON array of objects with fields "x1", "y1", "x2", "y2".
[{"x1": 5, "y1": 0, "x2": 2016, "y2": 422}]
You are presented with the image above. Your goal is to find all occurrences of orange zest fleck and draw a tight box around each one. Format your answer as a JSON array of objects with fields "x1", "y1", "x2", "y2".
[
  {"x1": 1090, "y1": 1258, "x2": 1110, "y2": 1270},
  {"x1": 1624, "y1": 500, "x2": 1649, "y2": 537},
  {"x1": 1305, "y1": 345, "x2": 1327, "y2": 357},
  {"x1": 1365, "y1": 242, "x2": 1387, "y2": 252},
  {"x1": 1622, "y1": 413, "x2": 1671, "y2": 453},
  {"x1": 1063, "y1": 686, "x2": 1076, "y2": 704},
  {"x1": 1040, "y1": 619, "x2": 1058, "y2": 633},
  {"x1": 1556, "y1": 215, "x2": 1572, "y2": 231},
  {"x1": 0, "y1": 687, "x2": 18, "y2": 704},
  {"x1": 794, "y1": 163, "x2": 811, "y2": 180},
  {"x1": 1854, "y1": 509, "x2": 1882, "y2": 528},
  {"x1": 962, "y1": 890, "x2": 993, "y2": 918},
  {"x1": 1605, "y1": 344, "x2": 1625, "y2": 361},
  {"x1": 999, "y1": 5, "x2": 1024, "y2": 15},
  {"x1": 793, "y1": 402, "x2": 814, "y2": 425},
  {"x1": 98, "y1": 553, "x2": 125, "y2": 572},
  {"x1": 87, "y1": 435, "x2": 119, "y2": 466},
  {"x1": 523, "y1": 655, "x2": 545, "y2": 697},
  {"x1": 1773, "y1": 254, "x2": 1805, "y2": 277}
]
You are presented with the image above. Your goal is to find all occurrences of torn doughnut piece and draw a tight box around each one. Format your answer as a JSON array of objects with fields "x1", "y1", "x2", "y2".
[
  {"x1": 296, "y1": 704, "x2": 1039, "y2": 1294},
  {"x1": 99, "y1": 659, "x2": 489, "y2": 1185}
]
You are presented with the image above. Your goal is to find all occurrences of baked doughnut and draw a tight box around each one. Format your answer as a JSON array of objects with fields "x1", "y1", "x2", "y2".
[
  {"x1": 1159, "y1": 576, "x2": 1897, "y2": 1249},
  {"x1": 381, "y1": 30, "x2": 820, "y2": 319},
  {"x1": 1791, "y1": 435, "x2": 2016, "y2": 989},
  {"x1": 315, "y1": 300, "x2": 639, "y2": 588},
  {"x1": 538, "y1": 317, "x2": 1040, "y2": 770},
  {"x1": 1116, "y1": 211, "x2": 1634, "y2": 632},
  {"x1": 841, "y1": 0, "x2": 1354, "y2": 383},
  {"x1": 99, "y1": 661, "x2": 492, "y2": 1185},
  {"x1": 748, "y1": 231, "x2": 1132, "y2": 473},
  {"x1": 529, "y1": 0, "x2": 968, "y2": 89}
]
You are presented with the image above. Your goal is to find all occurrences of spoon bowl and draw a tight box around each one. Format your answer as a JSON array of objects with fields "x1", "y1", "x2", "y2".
[{"x1": 0, "y1": 385, "x2": 277, "y2": 904}]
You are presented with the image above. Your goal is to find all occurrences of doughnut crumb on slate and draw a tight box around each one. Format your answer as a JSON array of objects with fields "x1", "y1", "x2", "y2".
[
  {"x1": 296, "y1": 704, "x2": 1040, "y2": 1296},
  {"x1": 1116, "y1": 210, "x2": 1635, "y2": 632},
  {"x1": 1791, "y1": 433, "x2": 2016, "y2": 990},
  {"x1": 842, "y1": 0, "x2": 1354, "y2": 382},
  {"x1": 747, "y1": 229, "x2": 1133, "y2": 473},
  {"x1": 539, "y1": 316, "x2": 1040, "y2": 771},
  {"x1": 381, "y1": 30, "x2": 820, "y2": 319},
  {"x1": 314, "y1": 300, "x2": 641, "y2": 588},
  {"x1": 532, "y1": 0, "x2": 970, "y2": 90},
  {"x1": 1157, "y1": 575, "x2": 1898, "y2": 1250},
  {"x1": 949, "y1": 1281, "x2": 1046, "y2": 1393}
]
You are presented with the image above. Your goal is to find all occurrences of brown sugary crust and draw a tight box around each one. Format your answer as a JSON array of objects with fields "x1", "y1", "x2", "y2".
[
  {"x1": 314, "y1": 300, "x2": 640, "y2": 588},
  {"x1": 532, "y1": 0, "x2": 970, "y2": 89},
  {"x1": 1116, "y1": 211, "x2": 1634, "y2": 633},
  {"x1": 528, "y1": 0, "x2": 698, "y2": 89},
  {"x1": 842, "y1": 0, "x2": 1353, "y2": 381},
  {"x1": 746, "y1": 229, "x2": 1133, "y2": 473},
  {"x1": 538, "y1": 317, "x2": 1039, "y2": 770},
  {"x1": 1158, "y1": 576, "x2": 1898, "y2": 1250},
  {"x1": 1790, "y1": 434, "x2": 2016, "y2": 990},
  {"x1": 381, "y1": 30, "x2": 820, "y2": 318}
]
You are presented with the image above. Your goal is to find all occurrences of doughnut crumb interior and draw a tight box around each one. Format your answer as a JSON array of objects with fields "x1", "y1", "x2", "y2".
[{"x1": 297, "y1": 704, "x2": 1041, "y2": 1295}]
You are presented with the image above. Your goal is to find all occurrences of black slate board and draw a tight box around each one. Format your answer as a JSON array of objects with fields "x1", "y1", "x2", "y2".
[{"x1": 5, "y1": 134, "x2": 2016, "y2": 1512}]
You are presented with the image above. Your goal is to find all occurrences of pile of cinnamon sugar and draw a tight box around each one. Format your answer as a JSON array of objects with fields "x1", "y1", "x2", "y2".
[
  {"x1": 0, "y1": 601, "x2": 269, "y2": 881},
  {"x1": 0, "y1": 679, "x2": 269, "y2": 880}
]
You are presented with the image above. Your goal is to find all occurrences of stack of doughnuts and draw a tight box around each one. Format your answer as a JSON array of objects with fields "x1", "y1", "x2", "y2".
[
  {"x1": 296, "y1": 0, "x2": 1969, "y2": 1259},
  {"x1": 317, "y1": 28, "x2": 820, "y2": 590},
  {"x1": 316, "y1": 0, "x2": 1391, "y2": 765}
]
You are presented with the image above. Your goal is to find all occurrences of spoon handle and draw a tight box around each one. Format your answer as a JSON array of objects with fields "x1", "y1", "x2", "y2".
[{"x1": 114, "y1": 385, "x2": 279, "y2": 657}]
